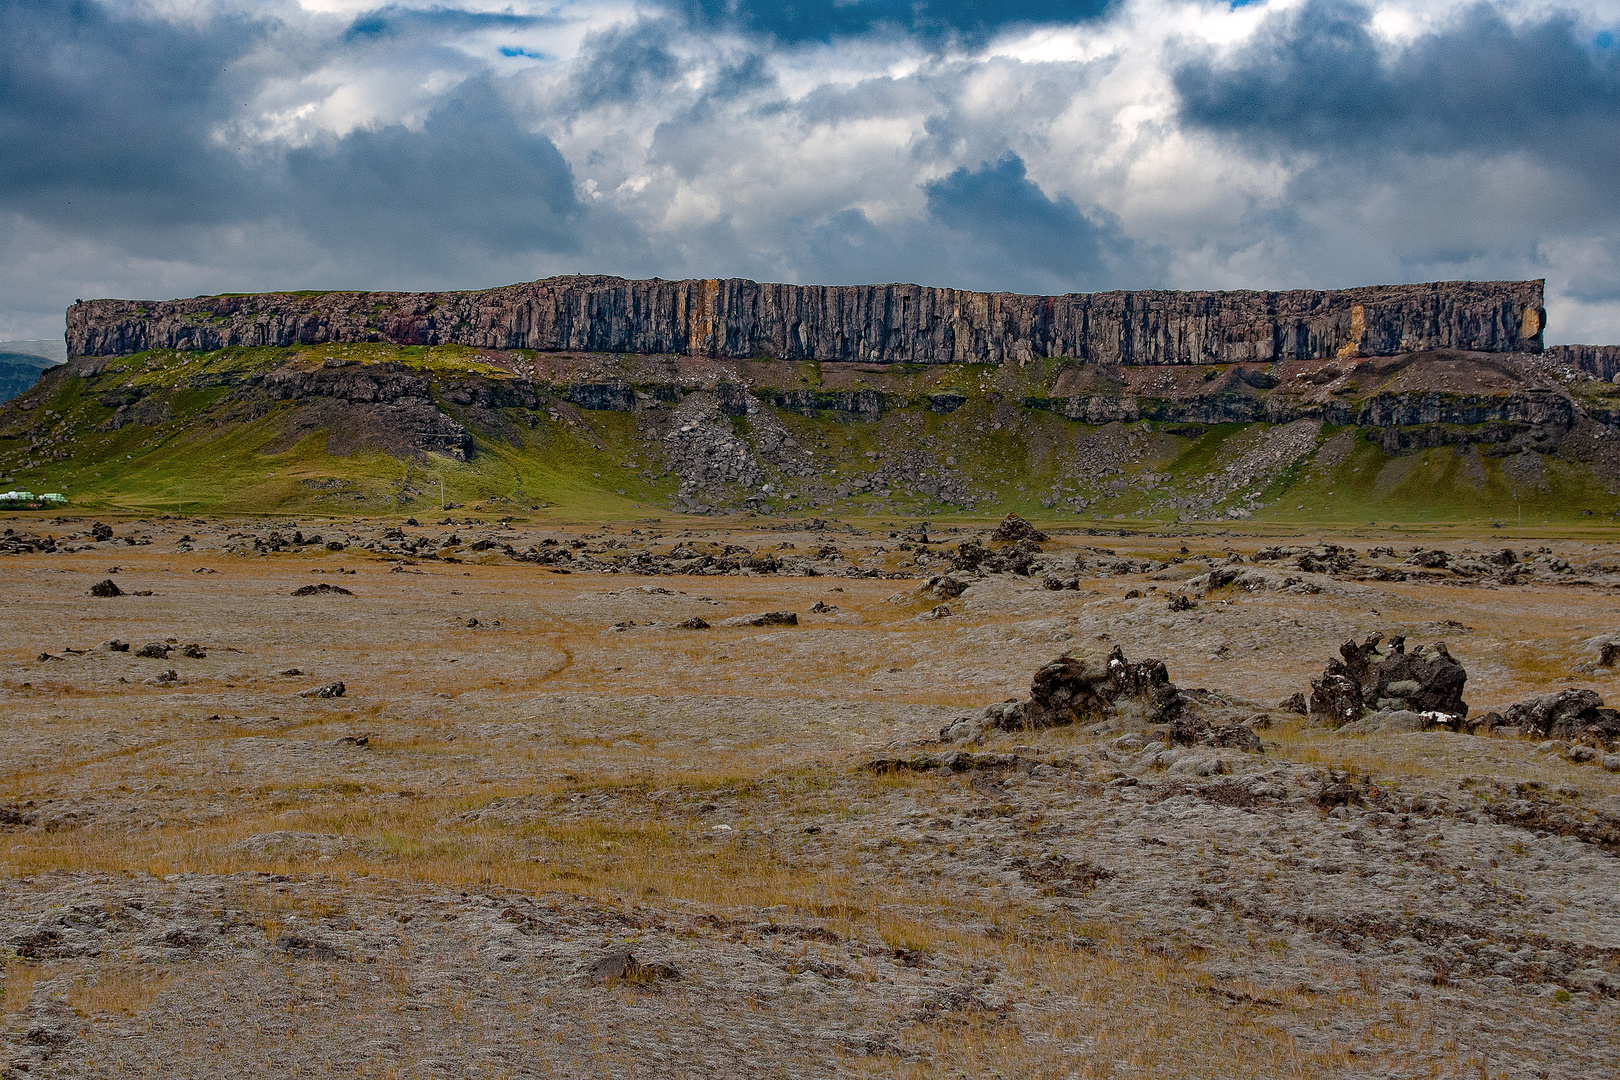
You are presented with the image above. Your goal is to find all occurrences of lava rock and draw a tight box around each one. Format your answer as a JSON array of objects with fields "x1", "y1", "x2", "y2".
[
  {"x1": 1505, "y1": 689, "x2": 1620, "y2": 740},
  {"x1": 88, "y1": 578, "x2": 123, "y2": 597},
  {"x1": 993, "y1": 513, "x2": 1048, "y2": 543},
  {"x1": 291, "y1": 583, "x2": 354, "y2": 597},
  {"x1": 135, "y1": 642, "x2": 171, "y2": 659},
  {"x1": 1307, "y1": 633, "x2": 1468, "y2": 727},
  {"x1": 985, "y1": 648, "x2": 1192, "y2": 734},
  {"x1": 719, "y1": 611, "x2": 798, "y2": 627}
]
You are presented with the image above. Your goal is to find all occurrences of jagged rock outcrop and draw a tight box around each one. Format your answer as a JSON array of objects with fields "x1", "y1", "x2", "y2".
[{"x1": 66, "y1": 276, "x2": 1545, "y2": 363}]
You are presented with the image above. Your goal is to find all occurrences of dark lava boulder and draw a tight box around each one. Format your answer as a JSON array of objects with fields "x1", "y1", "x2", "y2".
[
  {"x1": 1505, "y1": 689, "x2": 1620, "y2": 741},
  {"x1": 1307, "y1": 632, "x2": 1468, "y2": 727},
  {"x1": 88, "y1": 578, "x2": 123, "y2": 597}
]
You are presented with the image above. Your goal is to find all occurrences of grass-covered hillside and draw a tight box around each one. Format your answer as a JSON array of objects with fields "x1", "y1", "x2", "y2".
[{"x1": 1, "y1": 341, "x2": 1617, "y2": 524}]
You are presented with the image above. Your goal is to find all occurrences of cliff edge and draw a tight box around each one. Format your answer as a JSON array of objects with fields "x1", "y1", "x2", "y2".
[{"x1": 66, "y1": 276, "x2": 1546, "y2": 365}]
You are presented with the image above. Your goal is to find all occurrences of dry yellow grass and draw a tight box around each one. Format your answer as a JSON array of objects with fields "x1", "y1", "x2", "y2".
[{"x1": 66, "y1": 963, "x2": 171, "y2": 1017}]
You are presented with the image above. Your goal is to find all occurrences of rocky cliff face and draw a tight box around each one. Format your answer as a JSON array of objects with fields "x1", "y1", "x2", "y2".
[
  {"x1": 66, "y1": 276, "x2": 1546, "y2": 364},
  {"x1": 1547, "y1": 345, "x2": 1620, "y2": 381}
]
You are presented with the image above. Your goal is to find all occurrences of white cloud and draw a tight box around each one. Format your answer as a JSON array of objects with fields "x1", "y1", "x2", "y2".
[{"x1": 3, "y1": 0, "x2": 1618, "y2": 342}]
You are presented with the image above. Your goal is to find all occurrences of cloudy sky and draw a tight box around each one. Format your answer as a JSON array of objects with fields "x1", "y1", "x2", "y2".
[{"x1": 3, "y1": 0, "x2": 1619, "y2": 343}]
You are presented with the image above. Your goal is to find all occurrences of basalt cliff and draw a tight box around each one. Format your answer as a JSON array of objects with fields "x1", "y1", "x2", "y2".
[
  {"x1": 7, "y1": 277, "x2": 1620, "y2": 520},
  {"x1": 67, "y1": 276, "x2": 1545, "y2": 365}
]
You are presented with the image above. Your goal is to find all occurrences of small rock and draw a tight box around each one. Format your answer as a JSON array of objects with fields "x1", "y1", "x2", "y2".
[
  {"x1": 144, "y1": 670, "x2": 179, "y2": 685},
  {"x1": 88, "y1": 578, "x2": 123, "y2": 597},
  {"x1": 720, "y1": 611, "x2": 798, "y2": 627},
  {"x1": 677, "y1": 617, "x2": 711, "y2": 630},
  {"x1": 291, "y1": 583, "x2": 354, "y2": 597},
  {"x1": 100, "y1": 640, "x2": 130, "y2": 652},
  {"x1": 587, "y1": 949, "x2": 679, "y2": 986},
  {"x1": 135, "y1": 642, "x2": 171, "y2": 659},
  {"x1": 180, "y1": 644, "x2": 206, "y2": 659},
  {"x1": 298, "y1": 681, "x2": 346, "y2": 699}
]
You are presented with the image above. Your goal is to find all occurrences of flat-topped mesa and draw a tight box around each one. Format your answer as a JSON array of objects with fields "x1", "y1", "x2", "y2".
[{"x1": 66, "y1": 276, "x2": 1546, "y2": 363}]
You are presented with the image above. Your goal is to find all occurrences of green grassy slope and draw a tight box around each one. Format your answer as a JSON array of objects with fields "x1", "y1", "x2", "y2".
[{"x1": 0, "y1": 345, "x2": 1615, "y2": 524}]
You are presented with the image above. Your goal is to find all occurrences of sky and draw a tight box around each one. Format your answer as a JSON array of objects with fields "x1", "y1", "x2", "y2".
[{"x1": 3, "y1": 0, "x2": 1619, "y2": 344}]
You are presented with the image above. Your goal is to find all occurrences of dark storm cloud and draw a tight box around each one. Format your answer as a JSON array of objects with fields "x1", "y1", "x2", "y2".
[
  {"x1": 1174, "y1": 1, "x2": 1620, "y2": 178},
  {"x1": 662, "y1": 0, "x2": 1115, "y2": 46},
  {"x1": 568, "y1": 19, "x2": 688, "y2": 110},
  {"x1": 924, "y1": 155, "x2": 1144, "y2": 292},
  {"x1": 286, "y1": 81, "x2": 584, "y2": 263},
  {"x1": 0, "y1": 0, "x2": 586, "y2": 278},
  {"x1": 0, "y1": 0, "x2": 277, "y2": 230}
]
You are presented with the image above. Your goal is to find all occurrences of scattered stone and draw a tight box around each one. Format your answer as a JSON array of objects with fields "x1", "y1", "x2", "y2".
[
  {"x1": 291, "y1": 583, "x2": 354, "y2": 597},
  {"x1": 89, "y1": 522, "x2": 113, "y2": 542},
  {"x1": 180, "y1": 644, "x2": 206, "y2": 659},
  {"x1": 677, "y1": 617, "x2": 710, "y2": 629},
  {"x1": 144, "y1": 670, "x2": 179, "y2": 685},
  {"x1": 297, "y1": 681, "x2": 346, "y2": 699},
  {"x1": 99, "y1": 640, "x2": 130, "y2": 652},
  {"x1": 1124, "y1": 588, "x2": 1143, "y2": 599},
  {"x1": 88, "y1": 578, "x2": 123, "y2": 597},
  {"x1": 135, "y1": 642, "x2": 171, "y2": 659},
  {"x1": 1168, "y1": 593, "x2": 1196, "y2": 611},
  {"x1": 809, "y1": 601, "x2": 838, "y2": 613},
  {"x1": 337, "y1": 734, "x2": 370, "y2": 747},
  {"x1": 1278, "y1": 692, "x2": 1307, "y2": 715},
  {"x1": 280, "y1": 668, "x2": 303, "y2": 676}
]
